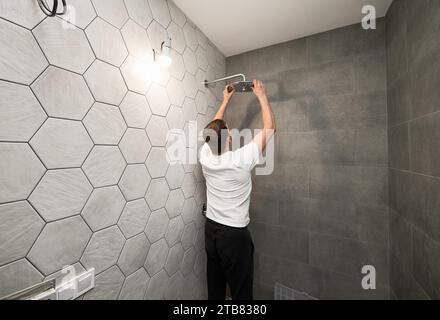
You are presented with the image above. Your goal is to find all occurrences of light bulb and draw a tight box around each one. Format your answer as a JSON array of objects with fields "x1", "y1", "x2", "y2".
[{"x1": 157, "y1": 54, "x2": 172, "y2": 68}]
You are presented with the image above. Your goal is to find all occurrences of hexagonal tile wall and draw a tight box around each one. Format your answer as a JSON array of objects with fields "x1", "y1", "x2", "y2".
[
  {"x1": 118, "y1": 199, "x2": 151, "y2": 238},
  {"x1": 119, "y1": 164, "x2": 151, "y2": 201},
  {"x1": 0, "y1": 81, "x2": 46, "y2": 142},
  {"x1": 27, "y1": 216, "x2": 92, "y2": 275},
  {"x1": 181, "y1": 173, "x2": 196, "y2": 198},
  {"x1": 0, "y1": 143, "x2": 46, "y2": 204},
  {"x1": 83, "y1": 103, "x2": 126, "y2": 145},
  {"x1": 0, "y1": 201, "x2": 44, "y2": 266},
  {"x1": 144, "y1": 238, "x2": 169, "y2": 276},
  {"x1": 164, "y1": 271, "x2": 184, "y2": 300},
  {"x1": 0, "y1": 0, "x2": 225, "y2": 300},
  {"x1": 81, "y1": 186, "x2": 126, "y2": 231},
  {"x1": 0, "y1": 19, "x2": 48, "y2": 85},
  {"x1": 144, "y1": 208, "x2": 169, "y2": 243},
  {"x1": 30, "y1": 118, "x2": 93, "y2": 169},
  {"x1": 29, "y1": 169, "x2": 93, "y2": 222},
  {"x1": 32, "y1": 66, "x2": 93, "y2": 121},
  {"x1": 119, "y1": 129, "x2": 151, "y2": 164},
  {"x1": 85, "y1": 18, "x2": 128, "y2": 67},
  {"x1": 33, "y1": 18, "x2": 94, "y2": 74},
  {"x1": 119, "y1": 92, "x2": 152, "y2": 129}
]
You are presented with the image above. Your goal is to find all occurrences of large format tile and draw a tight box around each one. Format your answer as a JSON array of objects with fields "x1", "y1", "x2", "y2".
[
  {"x1": 32, "y1": 67, "x2": 93, "y2": 121},
  {"x1": 148, "y1": 0, "x2": 171, "y2": 28},
  {"x1": 165, "y1": 164, "x2": 185, "y2": 189},
  {"x1": 183, "y1": 48, "x2": 198, "y2": 75},
  {"x1": 81, "y1": 226, "x2": 126, "y2": 274},
  {"x1": 145, "y1": 208, "x2": 169, "y2": 243},
  {"x1": 28, "y1": 216, "x2": 91, "y2": 275},
  {"x1": 61, "y1": 0, "x2": 96, "y2": 29},
  {"x1": 166, "y1": 78, "x2": 185, "y2": 107},
  {"x1": 145, "y1": 147, "x2": 169, "y2": 178},
  {"x1": 145, "y1": 178, "x2": 170, "y2": 210},
  {"x1": 181, "y1": 223, "x2": 196, "y2": 250},
  {"x1": 91, "y1": 0, "x2": 128, "y2": 28},
  {"x1": 147, "y1": 20, "x2": 168, "y2": 53},
  {"x1": 169, "y1": 50, "x2": 185, "y2": 80},
  {"x1": 182, "y1": 72, "x2": 198, "y2": 98},
  {"x1": 165, "y1": 243, "x2": 184, "y2": 276},
  {"x1": 165, "y1": 189, "x2": 184, "y2": 218},
  {"x1": 0, "y1": 201, "x2": 44, "y2": 266},
  {"x1": 29, "y1": 169, "x2": 92, "y2": 222},
  {"x1": 146, "y1": 115, "x2": 169, "y2": 146},
  {"x1": 168, "y1": 0, "x2": 186, "y2": 27},
  {"x1": 389, "y1": 123, "x2": 410, "y2": 170},
  {"x1": 118, "y1": 233, "x2": 150, "y2": 276},
  {"x1": 118, "y1": 199, "x2": 151, "y2": 238},
  {"x1": 144, "y1": 238, "x2": 169, "y2": 276},
  {"x1": 120, "y1": 56, "x2": 152, "y2": 94},
  {"x1": 124, "y1": 0, "x2": 153, "y2": 28},
  {"x1": 119, "y1": 92, "x2": 152, "y2": 129},
  {"x1": 33, "y1": 18, "x2": 94, "y2": 74},
  {"x1": 81, "y1": 186, "x2": 126, "y2": 231},
  {"x1": 0, "y1": 19, "x2": 47, "y2": 85},
  {"x1": 84, "y1": 103, "x2": 126, "y2": 145},
  {"x1": 0, "y1": 81, "x2": 46, "y2": 142},
  {"x1": 119, "y1": 267, "x2": 150, "y2": 300},
  {"x1": 167, "y1": 22, "x2": 186, "y2": 54},
  {"x1": 165, "y1": 216, "x2": 184, "y2": 247},
  {"x1": 122, "y1": 19, "x2": 153, "y2": 61},
  {"x1": 0, "y1": 259, "x2": 43, "y2": 299},
  {"x1": 147, "y1": 83, "x2": 171, "y2": 116},
  {"x1": 0, "y1": 143, "x2": 45, "y2": 203},
  {"x1": 0, "y1": 0, "x2": 45, "y2": 29},
  {"x1": 30, "y1": 119, "x2": 93, "y2": 169},
  {"x1": 119, "y1": 129, "x2": 152, "y2": 164},
  {"x1": 183, "y1": 23, "x2": 197, "y2": 51},
  {"x1": 180, "y1": 247, "x2": 196, "y2": 276},
  {"x1": 83, "y1": 266, "x2": 125, "y2": 300},
  {"x1": 144, "y1": 269, "x2": 168, "y2": 299},
  {"x1": 166, "y1": 105, "x2": 185, "y2": 130},
  {"x1": 119, "y1": 164, "x2": 151, "y2": 201}
]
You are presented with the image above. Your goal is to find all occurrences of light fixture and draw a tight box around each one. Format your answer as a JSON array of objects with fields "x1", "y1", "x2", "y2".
[
  {"x1": 37, "y1": 0, "x2": 67, "y2": 16},
  {"x1": 153, "y1": 37, "x2": 173, "y2": 68}
]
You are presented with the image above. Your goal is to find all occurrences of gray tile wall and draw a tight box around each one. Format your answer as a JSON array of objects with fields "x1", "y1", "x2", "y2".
[
  {"x1": 386, "y1": 0, "x2": 440, "y2": 300},
  {"x1": 226, "y1": 19, "x2": 390, "y2": 300},
  {"x1": 0, "y1": 0, "x2": 225, "y2": 299}
]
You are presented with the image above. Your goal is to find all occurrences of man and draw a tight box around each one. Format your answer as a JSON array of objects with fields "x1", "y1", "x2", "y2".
[{"x1": 199, "y1": 80, "x2": 276, "y2": 300}]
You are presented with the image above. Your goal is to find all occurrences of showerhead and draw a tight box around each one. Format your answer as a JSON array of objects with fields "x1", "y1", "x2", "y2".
[{"x1": 230, "y1": 81, "x2": 254, "y2": 93}]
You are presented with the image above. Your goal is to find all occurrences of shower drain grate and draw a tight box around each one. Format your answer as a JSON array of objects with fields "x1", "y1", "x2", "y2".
[{"x1": 274, "y1": 283, "x2": 318, "y2": 300}]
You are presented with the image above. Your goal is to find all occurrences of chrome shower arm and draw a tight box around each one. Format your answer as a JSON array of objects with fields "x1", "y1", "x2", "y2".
[{"x1": 204, "y1": 74, "x2": 247, "y2": 87}]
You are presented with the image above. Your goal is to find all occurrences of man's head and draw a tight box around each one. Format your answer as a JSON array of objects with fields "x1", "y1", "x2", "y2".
[{"x1": 203, "y1": 119, "x2": 230, "y2": 155}]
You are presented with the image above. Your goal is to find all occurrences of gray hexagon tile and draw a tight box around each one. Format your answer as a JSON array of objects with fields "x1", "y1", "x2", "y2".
[
  {"x1": 165, "y1": 243, "x2": 184, "y2": 276},
  {"x1": 194, "y1": 251, "x2": 207, "y2": 276},
  {"x1": 0, "y1": 259, "x2": 43, "y2": 299},
  {"x1": 0, "y1": 143, "x2": 45, "y2": 203},
  {"x1": 147, "y1": 83, "x2": 171, "y2": 116},
  {"x1": 196, "y1": 68, "x2": 207, "y2": 93},
  {"x1": 84, "y1": 103, "x2": 126, "y2": 145},
  {"x1": 165, "y1": 189, "x2": 184, "y2": 217},
  {"x1": 121, "y1": 56, "x2": 152, "y2": 94},
  {"x1": 0, "y1": 201, "x2": 44, "y2": 266},
  {"x1": 0, "y1": 81, "x2": 46, "y2": 142},
  {"x1": 61, "y1": 0, "x2": 97, "y2": 29},
  {"x1": 180, "y1": 247, "x2": 196, "y2": 276},
  {"x1": 124, "y1": 0, "x2": 153, "y2": 28},
  {"x1": 181, "y1": 173, "x2": 196, "y2": 198},
  {"x1": 119, "y1": 164, "x2": 151, "y2": 201},
  {"x1": 196, "y1": 28, "x2": 209, "y2": 50},
  {"x1": 147, "y1": 20, "x2": 168, "y2": 53},
  {"x1": 168, "y1": 0, "x2": 186, "y2": 27},
  {"x1": 167, "y1": 22, "x2": 186, "y2": 54},
  {"x1": 122, "y1": 19, "x2": 154, "y2": 61},
  {"x1": 117, "y1": 233, "x2": 150, "y2": 276},
  {"x1": 164, "y1": 271, "x2": 184, "y2": 300},
  {"x1": 120, "y1": 92, "x2": 152, "y2": 129},
  {"x1": 28, "y1": 216, "x2": 92, "y2": 275},
  {"x1": 194, "y1": 182, "x2": 207, "y2": 207},
  {"x1": 195, "y1": 92, "x2": 208, "y2": 115},
  {"x1": 0, "y1": 0, "x2": 45, "y2": 29},
  {"x1": 166, "y1": 78, "x2": 185, "y2": 106},
  {"x1": 81, "y1": 186, "x2": 126, "y2": 231},
  {"x1": 144, "y1": 238, "x2": 169, "y2": 276},
  {"x1": 145, "y1": 178, "x2": 170, "y2": 211},
  {"x1": 84, "y1": 60, "x2": 127, "y2": 106},
  {"x1": 181, "y1": 223, "x2": 197, "y2": 250},
  {"x1": 85, "y1": 18, "x2": 128, "y2": 67},
  {"x1": 91, "y1": 0, "x2": 129, "y2": 28},
  {"x1": 196, "y1": 46, "x2": 208, "y2": 71},
  {"x1": 144, "y1": 208, "x2": 169, "y2": 243},
  {"x1": 83, "y1": 266, "x2": 125, "y2": 300},
  {"x1": 83, "y1": 146, "x2": 126, "y2": 187},
  {"x1": 30, "y1": 119, "x2": 93, "y2": 169},
  {"x1": 146, "y1": 115, "x2": 169, "y2": 146},
  {"x1": 182, "y1": 97, "x2": 197, "y2": 122},
  {"x1": 194, "y1": 228, "x2": 205, "y2": 252},
  {"x1": 118, "y1": 199, "x2": 151, "y2": 238},
  {"x1": 145, "y1": 147, "x2": 169, "y2": 179},
  {"x1": 166, "y1": 105, "x2": 185, "y2": 130},
  {"x1": 165, "y1": 216, "x2": 184, "y2": 247},
  {"x1": 33, "y1": 18, "x2": 94, "y2": 74},
  {"x1": 183, "y1": 48, "x2": 198, "y2": 75},
  {"x1": 169, "y1": 50, "x2": 185, "y2": 80},
  {"x1": 151, "y1": 62, "x2": 171, "y2": 87},
  {"x1": 119, "y1": 267, "x2": 150, "y2": 300},
  {"x1": 0, "y1": 19, "x2": 47, "y2": 85},
  {"x1": 29, "y1": 169, "x2": 92, "y2": 222},
  {"x1": 166, "y1": 164, "x2": 185, "y2": 189},
  {"x1": 44, "y1": 262, "x2": 85, "y2": 286},
  {"x1": 81, "y1": 225, "x2": 125, "y2": 274},
  {"x1": 148, "y1": 0, "x2": 171, "y2": 28},
  {"x1": 144, "y1": 269, "x2": 168, "y2": 299},
  {"x1": 182, "y1": 197, "x2": 197, "y2": 224},
  {"x1": 183, "y1": 23, "x2": 198, "y2": 51},
  {"x1": 32, "y1": 67, "x2": 93, "y2": 121},
  {"x1": 182, "y1": 72, "x2": 198, "y2": 98},
  {"x1": 119, "y1": 129, "x2": 152, "y2": 164}
]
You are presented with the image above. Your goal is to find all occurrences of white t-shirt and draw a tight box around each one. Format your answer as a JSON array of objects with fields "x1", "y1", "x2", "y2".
[{"x1": 199, "y1": 142, "x2": 260, "y2": 228}]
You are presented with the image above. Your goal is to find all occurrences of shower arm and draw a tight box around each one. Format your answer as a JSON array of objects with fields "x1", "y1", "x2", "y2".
[{"x1": 204, "y1": 74, "x2": 247, "y2": 88}]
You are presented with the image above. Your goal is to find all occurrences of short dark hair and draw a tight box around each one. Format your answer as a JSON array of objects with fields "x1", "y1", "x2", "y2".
[{"x1": 203, "y1": 119, "x2": 228, "y2": 155}]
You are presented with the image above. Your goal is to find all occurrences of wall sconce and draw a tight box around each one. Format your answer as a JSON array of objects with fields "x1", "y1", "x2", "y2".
[
  {"x1": 37, "y1": 0, "x2": 67, "y2": 16},
  {"x1": 153, "y1": 37, "x2": 173, "y2": 68}
]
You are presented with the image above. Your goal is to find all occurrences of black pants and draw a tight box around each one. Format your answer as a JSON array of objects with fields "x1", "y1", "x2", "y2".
[{"x1": 205, "y1": 218, "x2": 254, "y2": 300}]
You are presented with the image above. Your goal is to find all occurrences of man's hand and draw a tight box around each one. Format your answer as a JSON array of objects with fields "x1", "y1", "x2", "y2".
[
  {"x1": 251, "y1": 80, "x2": 267, "y2": 100},
  {"x1": 223, "y1": 85, "x2": 235, "y2": 103}
]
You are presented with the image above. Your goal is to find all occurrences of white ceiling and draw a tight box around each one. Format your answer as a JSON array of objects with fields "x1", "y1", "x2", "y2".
[{"x1": 173, "y1": 0, "x2": 393, "y2": 57}]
